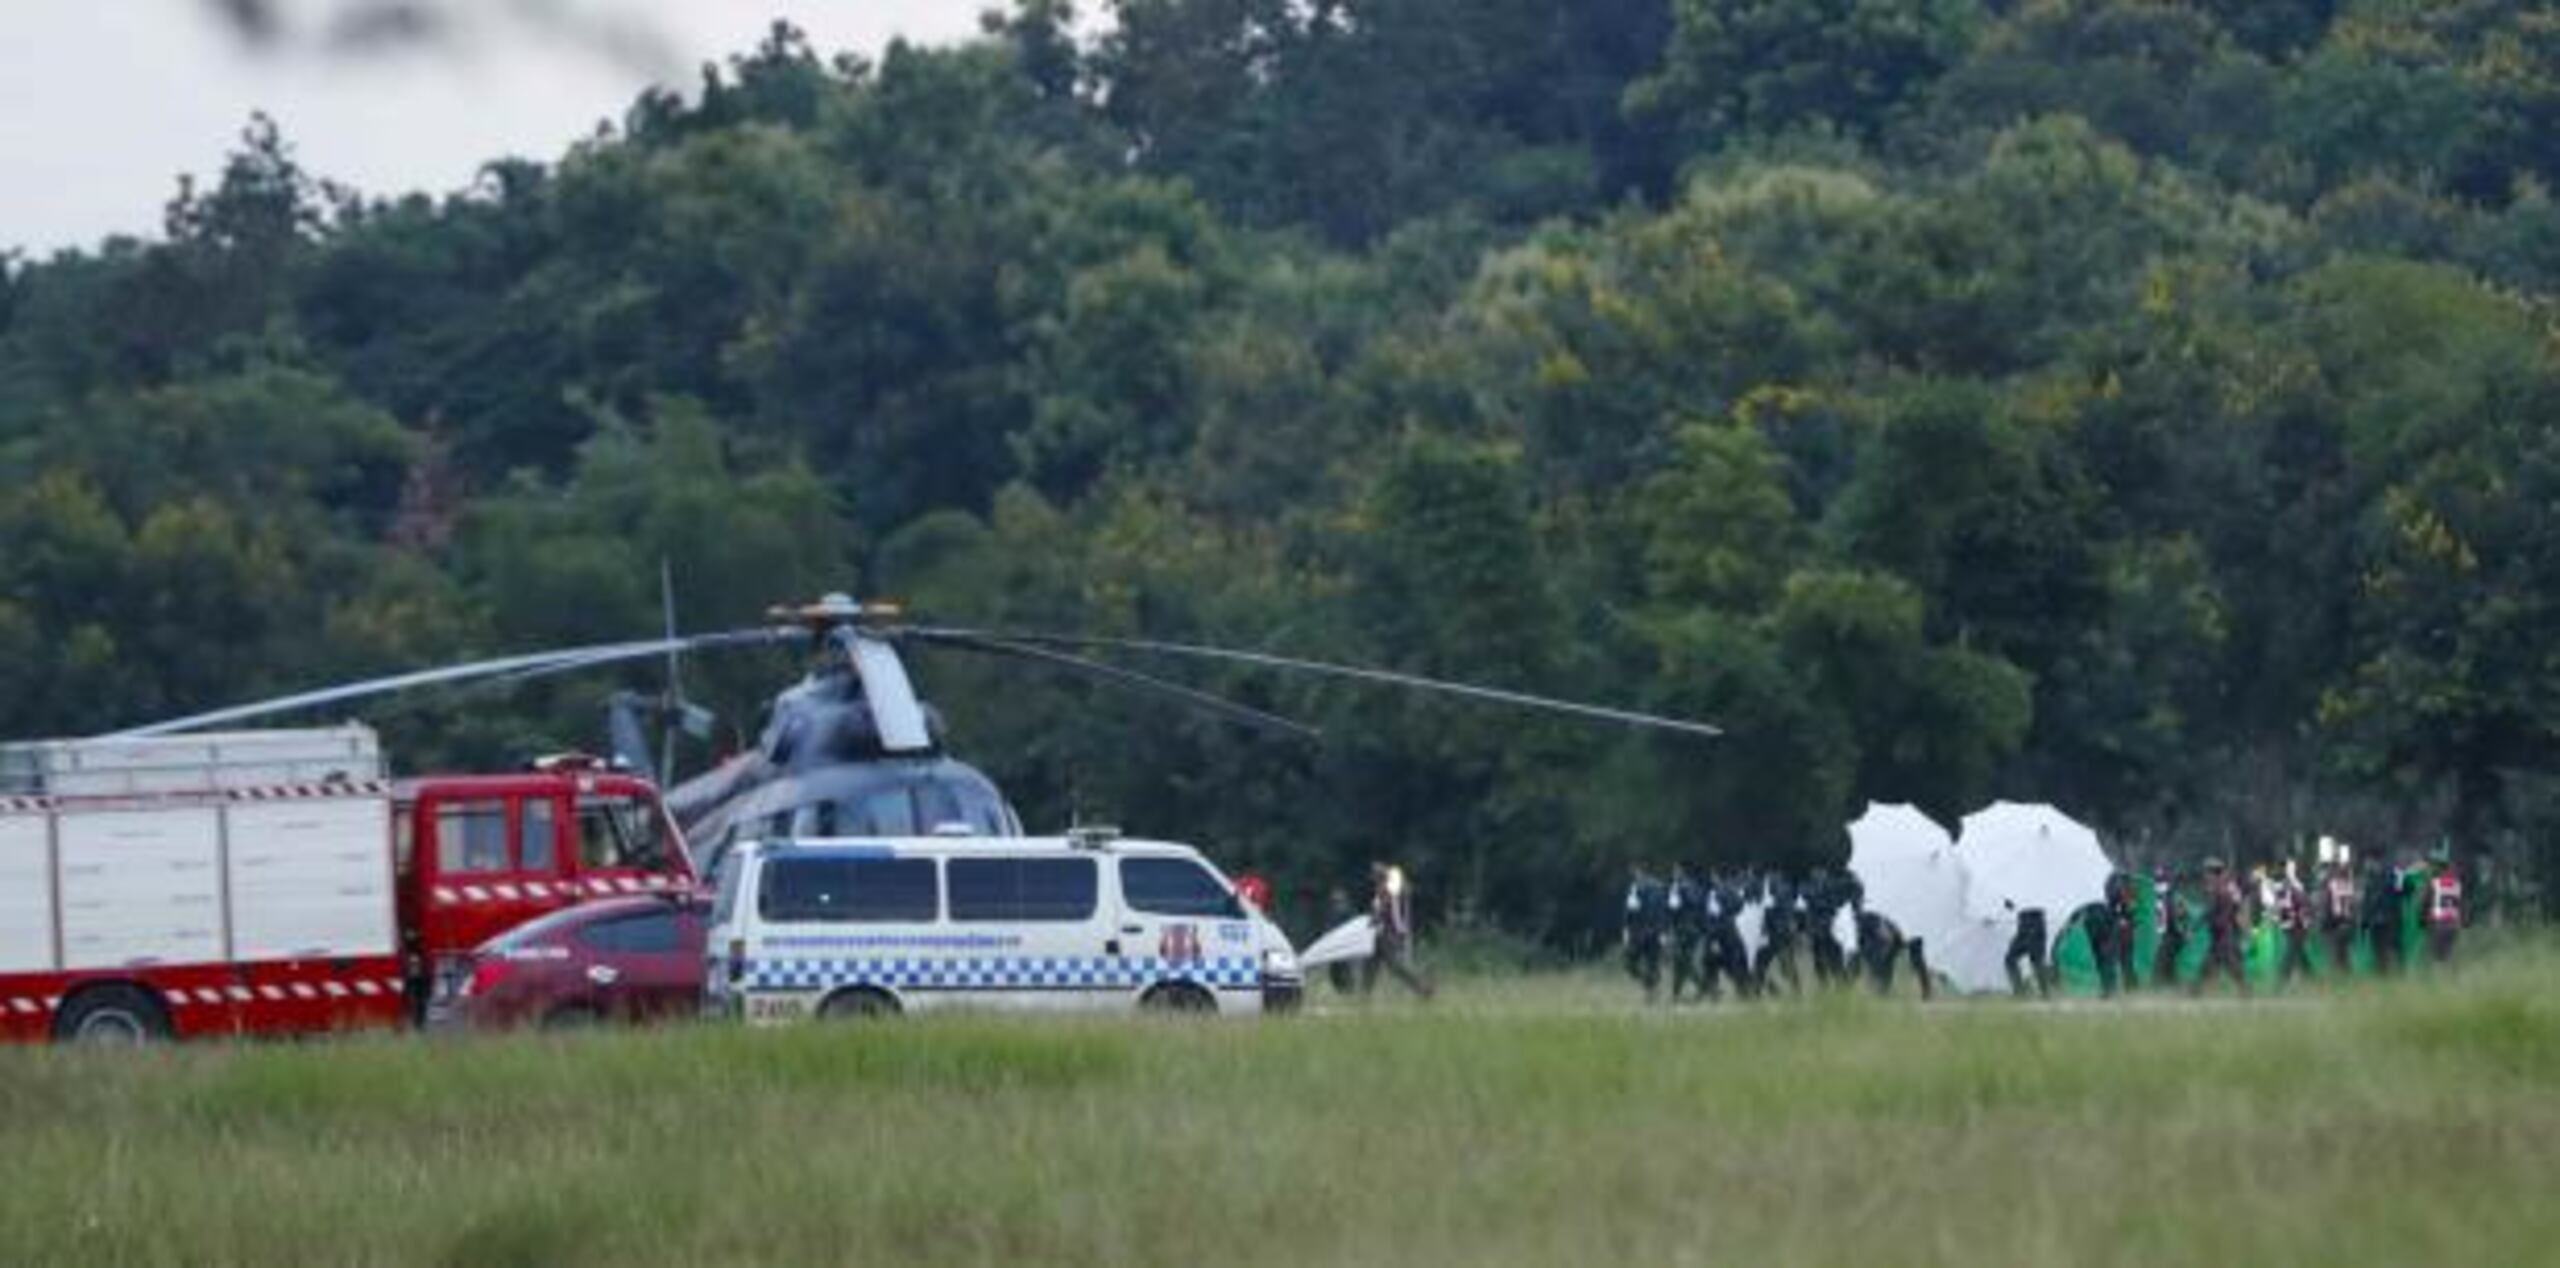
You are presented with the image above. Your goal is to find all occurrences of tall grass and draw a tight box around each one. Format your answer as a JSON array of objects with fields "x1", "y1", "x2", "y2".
[{"x1": 1, "y1": 946, "x2": 2554, "y2": 1266}]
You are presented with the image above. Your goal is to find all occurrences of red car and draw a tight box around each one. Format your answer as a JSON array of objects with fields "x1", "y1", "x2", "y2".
[{"x1": 446, "y1": 895, "x2": 708, "y2": 1031}]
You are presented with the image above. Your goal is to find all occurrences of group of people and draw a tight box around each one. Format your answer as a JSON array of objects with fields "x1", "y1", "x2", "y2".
[
  {"x1": 1622, "y1": 852, "x2": 2468, "y2": 1003},
  {"x1": 2030, "y1": 853, "x2": 2468, "y2": 1001},
  {"x1": 1619, "y1": 865, "x2": 1935, "y2": 1003}
]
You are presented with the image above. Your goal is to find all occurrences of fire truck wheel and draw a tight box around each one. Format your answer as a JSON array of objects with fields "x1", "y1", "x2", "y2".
[
  {"x1": 817, "y1": 988, "x2": 899, "y2": 1021},
  {"x1": 541, "y1": 1006, "x2": 602, "y2": 1031},
  {"x1": 55, "y1": 985, "x2": 173, "y2": 1046},
  {"x1": 1140, "y1": 982, "x2": 1216, "y2": 1015}
]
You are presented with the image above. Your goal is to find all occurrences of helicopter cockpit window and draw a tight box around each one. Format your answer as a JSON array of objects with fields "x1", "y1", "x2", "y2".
[
  {"x1": 577, "y1": 797, "x2": 669, "y2": 872},
  {"x1": 832, "y1": 787, "x2": 918, "y2": 837}
]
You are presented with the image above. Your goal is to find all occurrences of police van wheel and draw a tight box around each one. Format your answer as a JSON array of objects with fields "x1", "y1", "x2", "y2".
[
  {"x1": 1141, "y1": 982, "x2": 1216, "y2": 1015},
  {"x1": 55, "y1": 985, "x2": 173, "y2": 1046},
  {"x1": 818, "y1": 989, "x2": 898, "y2": 1021}
]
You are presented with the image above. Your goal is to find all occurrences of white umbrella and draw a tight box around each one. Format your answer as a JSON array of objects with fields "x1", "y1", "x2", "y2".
[
  {"x1": 1847, "y1": 802, "x2": 1996, "y2": 994},
  {"x1": 1847, "y1": 802, "x2": 1966, "y2": 938},
  {"x1": 1955, "y1": 801, "x2": 2114, "y2": 946}
]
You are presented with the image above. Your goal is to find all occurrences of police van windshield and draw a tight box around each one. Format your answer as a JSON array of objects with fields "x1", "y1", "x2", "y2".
[{"x1": 1120, "y1": 857, "x2": 1244, "y2": 919}]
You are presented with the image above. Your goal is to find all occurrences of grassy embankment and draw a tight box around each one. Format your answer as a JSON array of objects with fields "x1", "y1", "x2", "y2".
[{"x1": 2, "y1": 945, "x2": 2554, "y2": 1267}]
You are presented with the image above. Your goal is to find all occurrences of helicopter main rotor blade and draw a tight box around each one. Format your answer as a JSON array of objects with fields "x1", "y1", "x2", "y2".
[
  {"x1": 909, "y1": 627, "x2": 1722, "y2": 740},
  {"x1": 921, "y1": 632, "x2": 1322, "y2": 742},
  {"x1": 101, "y1": 628, "x2": 791, "y2": 739}
]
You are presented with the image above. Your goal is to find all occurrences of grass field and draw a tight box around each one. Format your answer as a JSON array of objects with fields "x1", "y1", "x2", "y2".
[{"x1": 2, "y1": 946, "x2": 2555, "y2": 1267}]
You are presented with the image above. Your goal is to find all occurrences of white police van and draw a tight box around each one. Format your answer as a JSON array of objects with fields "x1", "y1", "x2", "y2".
[{"x1": 704, "y1": 829, "x2": 1303, "y2": 1020}]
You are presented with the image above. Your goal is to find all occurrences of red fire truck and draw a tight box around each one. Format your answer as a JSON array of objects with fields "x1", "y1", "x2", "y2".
[{"x1": 0, "y1": 726, "x2": 692, "y2": 1044}]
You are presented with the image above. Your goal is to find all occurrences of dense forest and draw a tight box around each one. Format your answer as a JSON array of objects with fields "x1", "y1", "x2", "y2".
[{"x1": 5, "y1": 1, "x2": 2558, "y2": 939}]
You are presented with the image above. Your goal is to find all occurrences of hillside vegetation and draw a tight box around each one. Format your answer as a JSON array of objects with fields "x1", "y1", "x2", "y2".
[{"x1": 4, "y1": 2, "x2": 2559, "y2": 940}]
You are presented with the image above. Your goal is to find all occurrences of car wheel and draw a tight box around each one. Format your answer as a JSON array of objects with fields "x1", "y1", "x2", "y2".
[
  {"x1": 55, "y1": 984, "x2": 173, "y2": 1046},
  {"x1": 818, "y1": 988, "x2": 897, "y2": 1021},
  {"x1": 1141, "y1": 982, "x2": 1216, "y2": 1015}
]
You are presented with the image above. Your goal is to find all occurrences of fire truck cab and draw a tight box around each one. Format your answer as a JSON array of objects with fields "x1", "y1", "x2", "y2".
[
  {"x1": 0, "y1": 727, "x2": 692, "y2": 1044},
  {"x1": 401, "y1": 759, "x2": 691, "y2": 1015}
]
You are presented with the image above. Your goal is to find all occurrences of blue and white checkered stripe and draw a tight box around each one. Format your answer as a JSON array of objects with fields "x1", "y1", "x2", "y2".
[{"x1": 749, "y1": 955, "x2": 1260, "y2": 993}]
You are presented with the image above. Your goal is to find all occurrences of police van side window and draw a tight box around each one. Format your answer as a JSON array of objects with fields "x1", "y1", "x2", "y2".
[
  {"x1": 948, "y1": 858, "x2": 1097, "y2": 922},
  {"x1": 1120, "y1": 858, "x2": 1243, "y2": 919},
  {"x1": 759, "y1": 857, "x2": 938, "y2": 923},
  {"x1": 435, "y1": 802, "x2": 510, "y2": 874}
]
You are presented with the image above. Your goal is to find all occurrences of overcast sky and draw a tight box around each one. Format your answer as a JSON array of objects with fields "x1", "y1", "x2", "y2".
[{"x1": 0, "y1": 1, "x2": 996, "y2": 256}]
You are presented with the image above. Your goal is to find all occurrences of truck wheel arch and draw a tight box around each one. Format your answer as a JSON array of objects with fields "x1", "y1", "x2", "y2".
[{"x1": 52, "y1": 982, "x2": 175, "y2": 1045}]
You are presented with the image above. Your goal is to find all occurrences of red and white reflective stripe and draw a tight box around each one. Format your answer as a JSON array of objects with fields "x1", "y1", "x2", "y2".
[
  {"x1": 226, "y1": 781, "x2": 391, "y2": 801},
  {"x1": 429, "y1": 873, "x2": 685, "y2": 903},
  {"x1": 7, "y1": 997, "x2": 52, "y2": 1015},
  {"x1": 0, "y1": 795, "x2": 52, "y2": 814}
]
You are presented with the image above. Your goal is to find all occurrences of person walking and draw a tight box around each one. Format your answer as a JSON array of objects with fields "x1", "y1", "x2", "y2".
[
  {"x1": 2151, "y1": 866, "x2": 2189, "y2": 991},
  {"x1": 2193, "y1": 859, "x2": 2249, "y2": 997},
  {"x1": 1704, "y1": 871, "x2": 1753, "y2": 1000},
  {"x1": 2425, "y1": 857, "x2": 2464, "y2": 968},
  {"x1": 2272, "y1": 861, "x2": 2314, "y2": 985},
  {"x1": 1752, "y1": 871, "x2": 1802, "y2": 997},
  {"x1": 1805, "y1": 869, "x2": 1850, "y2": 988},
  {"x1": 2073, "y1": 899, "x2": 2122, "y2": 999},
  {"x1": 2361, "y1": 856, "x2": 2403, "y2": 977},
  {"x1": 1667, "y1": 864, "x2": 1709, "y2": 1003},
  {"x1": 2002, "y1": 904, "x2": 2053, "y2": 999},
  {"x1": 1621, "y1": 864, "x2": 1669, "y2": 1002},
  {"x1": 2319, "y1": 860, "x2": 2358, "y2": 978},
  {"x1": 1362, "y1": 862, "x2": 1435, "y2": 999},
  {"x1": 2103, "y1": 871, "x2": 2140, "y2": 993}
]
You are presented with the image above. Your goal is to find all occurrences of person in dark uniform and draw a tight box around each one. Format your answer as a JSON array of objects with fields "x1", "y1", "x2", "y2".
[
  {"x1": 2102, "y1": 871, "x2": 2140, "y2": 993},
  {"x1": 2360, "y1": 856, "x2": 2403, "y2": 977},
  {"x1": 1804, "y1": 868, "x2": 1849, "y2": 988},
  {"x1": 1752, "y1": 871, "x2": 1803, "y2": 997},
  {"x1": 1667, "y1": 863, "x2": 1709, "y2": 1003},
  {"x1": 1856, "y1": 907, "x2": 1933, "y2": 1000},
  {"x1": 2151, "y1": 866, "x2": 2189, "y2": 992},
  {"x1": 2193, "y1": 858, "x2": 2249, "y2": 997},
  {"x1": 1621, "y1": 863, "x2": 1669, "y2": 1002},
  {"x1": 1323, "y1": 885, "x2": 1359, "y2": 995},
  {"x1": 1704, "y1": 871, "x2": 1753, "y2": 1000},
  {"x1": 2002, "y1": 904, "x2": 2053, "y2": 999}
]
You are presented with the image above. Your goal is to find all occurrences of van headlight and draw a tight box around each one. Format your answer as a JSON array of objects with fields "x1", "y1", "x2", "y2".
[{"x1": 1261, "y1": 947, "x2": 1300, "y2": 978}]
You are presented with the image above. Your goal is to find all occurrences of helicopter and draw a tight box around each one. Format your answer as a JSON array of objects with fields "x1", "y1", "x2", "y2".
[{"x1": 105, "y1": 591, "x2": 1723, "y2": 870}]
